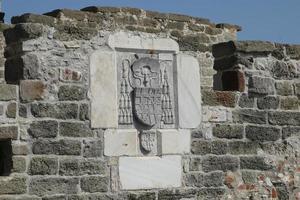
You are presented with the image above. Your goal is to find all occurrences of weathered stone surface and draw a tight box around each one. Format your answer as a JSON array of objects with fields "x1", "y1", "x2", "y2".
[
  {"x1": 22, "y1": 54, "x2": 42, "y2": 79},
  {"x1": 0, "y1": 105, "x2": 3, "y2": 116},
  {"x1": 272, "y1": 61, "x2": 297, "y2": 80},
  {"x1": 90, "y1": 50, "x2": 118, "y2": 128},
  {"x1": 201, "y1": 155, "x2": 239, "y2": 172},
  {"x1": 202, "y1": 107, "x2": 230, "y2": 122},
  {"x1": 240, "y1": 156, "x2": 275, "y2": 170},
  {"x1": 12, "y1": 143, "x2": 29, "y2": 155},
  {"x1": 59, "y1": 122, "x2": 93, "y2": 137},
  {"x1": 60, "y1": 68, "x2": 82, "y2": 82},
  {"x1": 107, "y1": 31, "x2": 179, "y2": 52},
  {"x1": 257, "y1": 96, "x2": 279, "y2": 110},
  {"x1": 11, "y1": 13, "x2": 55, "y2": 25},
  {"x1": 280, "y1": 96, "x2": 299, "y2": 110},
  {"x1": 238, "y1": 94, "x2": 255, "y2": 108},
  {"x1": 79, "y1": 104, "x2": 89, "y2": 121},
  {"x1": 32, "y1": 139, "x2": 81, "y2": 155},
  {"x1": 59, "y1": 158, "x2": 106, "y2": 176},
  {"x1": 28, "y1": 120, "x2": 58, "y2": 138},
  {"x1": 233, "y1": 109, "x2": 267, "y2": 124},
  {"x1": 245, "y1": 125, "x2": 281, "y2": 141},
  {"x1": 0, "y1": 126, "x2": 18, "y2": 140},
  {"x1": 80, "y1": 176, "x2": 108, "y2": 193},
  {"x1": 228, "y1": 141, "x2": 259, "y2": 155},
  {"x1": 0, "y1": 84, "x2": 17, "y2": 101},
  {"x1": 158, "y1": 189, "x2": 197, "y2": 200},
  {"x1": 202, "y1": 90, "x2": 237, "y2": 107},
  {"x1": 275, "y1": 81, "x2": 294, "y2": 96},
  {"x1": 213, "y1": 124, "x2": 244, "y2": 139},
  {"x1": 186, "y1": 171, "x2": 224, "y2": 187},
  {"x1": 83, "y1": 139, "x2": 102, "y2": 158},
  {"x1": 248, "y1": 76, "x2": 275, "y2": 95},
  {"x1": 20, "y1": 80, "x2": 45, "y2": 102},
  {"x1": 29, "y1": 177, "x2": 79, "y2": 196},
  {"x1": 191, "y1": 140, "x2": 228, "y2": 155},
  {"x1": 19, "y1": 104, "x2": 27, "y2": 118},
  {"x1": 29, "y1": 156, "x2": 58, "y2": 175},
  {"x1": 104, "y1": 129, "x2": 138, "y2": 156},
  {"x1": 177, "y1": 54, "x2": 201, "y2": 128},
  {"x1": 282, "y1": 126, "x2": 300, "y2": 139},
  {"x1": 12, "y1": 156, "x2": 26, "y2": 173},
  {"x1": 296, "y1": 82, "x2": 300, "y2": 97},
  {"x1": 269, "y1": 111, "x2": 300, "y2": 126},
  {"x1": 177, "y1": 34, "x2": 210, "y2": 51},
  {"x1": 127, "y1": 192, "x2": 156, "y2": 200},
  {"x1": 58, "y1": 85, "x2": 86, "y2": 101},
  {"x1": 31, "y1": 103, "x2": 78, "y2": 119},
  {"x1": 6, "y1": 102, "x2": 16, "y2": 118},
  {"x1": 235, "y1": 41, "x2": 276, "y2": 53},
  {"x1": 0, "y1": 176, "x2": 27, "y2": 194},
  {"x1": 158, "y1": 129, "x2": 191, "y2": 154},
  {"x1": 119, "y1": 156, "x2": 182, "y2": 189}
]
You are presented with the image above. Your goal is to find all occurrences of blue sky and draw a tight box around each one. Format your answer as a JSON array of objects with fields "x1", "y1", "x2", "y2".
[{"x1": 2, "y1": 0, "x2": 300, "y2": 44}]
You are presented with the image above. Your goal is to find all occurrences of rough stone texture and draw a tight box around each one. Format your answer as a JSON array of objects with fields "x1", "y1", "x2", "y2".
[
  {"x1": 59, "y1": 122, "x2": 93, "y2": 137},
  {"x1": 269, "y1": 111, "x2": 300, "y2": 126},
  {"x1": 6, "y1": 102, "x2": 16, "y2": 118},
  {"x1": 20, "y1": 80, "x2": 45, "y2": 102},
  {"x1": 58, "y1": 85, "x2": 86, "y2": 101},
  {"x1": 280, "y1": 96, "x2": 299, "y2": 110},
  {"x1": 213, "y1": 124, "x2": 244, "y2": 139},
  {"x1": 32, "y1": 139, "x2": 81, "y2": 155},
  {"x1": 80, "y1": 176, "x2": 108, "y2": 193},
  {"x1": 257, "y1": 96, "x2": 279, "y2": 110},
  {"x1": 0, "y1": 176, "x2": 27, "y2": 194},
  {"x1": 29, "y1": 156, "x2": 58, "y2": 175},
  {"x1": 233, "y1": 109, "x2": 267, "y2": 124},
  {"x1": 245, "y1": 125, "x2": 281, "y2": 141},
  {"x1": 29, "y1": 177, "x2": 79, "y2": 196},
  {"x1": 0, "y1": 84, "x2": 17, "y2": 101},
  {"x1": 248, "y1": 76, "x2": 275, "y2": 95},
  {"x1": 0, "y1": 126, "x2": 18, "y2": 140},
  {"x1": 31, "y1": 103, "x2": 78, "y2": 119},
  {"x1": 201, "y1": 156, "x2": 239, "y2": 172},
  {"x1": 28, "y1": 120, "x2": 58, "y2": 138}
]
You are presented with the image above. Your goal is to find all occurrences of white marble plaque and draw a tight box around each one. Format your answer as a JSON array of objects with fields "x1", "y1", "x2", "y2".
[
  {"x1": 158, "y1": 129, "x2": 191, "y2": 154},
  {"x1": 119, "y1": 155, "x2": 182, "y2": 190}
]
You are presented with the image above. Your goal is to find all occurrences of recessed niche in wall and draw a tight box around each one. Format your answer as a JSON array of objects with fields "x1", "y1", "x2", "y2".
[{"x1": 0, "y1": 139, "x2": 13, "y2": 176}]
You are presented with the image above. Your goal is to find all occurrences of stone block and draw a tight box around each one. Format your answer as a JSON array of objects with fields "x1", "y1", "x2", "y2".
[
  {"x1": 0, "y1": 176, "x2": 27, "y2": 194},
  {"x1": 29, "y1": 156, "x2": 58, "y2": 175},
  {"x1": 202, "y1": 106, "x2": 230, "y2": 122},
  {"x1": 202, "y1": 90, "x2": 238, "y2": 107},
  {"x1": 158, "y1": 189, "x2": 197, "y2": 200},
  {"x1": 275, "y1": 81, "x2": 294, "y2": 96},
  {"x1": 59, "y1": 68, "x2": 82, "y2": 82},
  {"x1": 280, "y1": 96, "x2": 299, "y2": 110},
  {"x1": 282, "y1": 126, "x2": 300, "y2": 139},
  {"x1": 104, "y1": 129, "x2": 138, "y2": 156},
  {"x1": 12, "y1": 142, "x2": 29, "y2": 155},
  {"x1": 79, "y1": 103, "x2": 89, "y2": 121},
  {"x1": 245, "y1": 125, "x2": 281, "y2": 141},
  {"x1": 127, "y1": 192, "x2": 156, "y2": 200},
  {"x1": 269, "y1": 111, "x2": 300, "y2": 126},
  {"x1": 186, "y1": 171, "x2": 224, "y2": 187},
  {"x1": 0, "y1": 84, "x2": 17, "y2": 101},
  {"x1": 272, "y1": 61, "x2": 297, "y2": 80},
  {"x1": 177, "y1": 54, "x2": 201, "y2": 128},
  {"x1": 32, "y1": 139, "x2": 81, "y2": 155},
  {"x1": 248, "y1": 76, "x2": 275, "y2": 95},
  {"x1": 233, "y1": 109, "x2": 267, "y2": 124},
  {"x1": 0, "y1": 126, "x2": 18, "y2": 140},
  {"x1": 58, "y1": 85, "x2": 86, "y2": 101},
  {"x1": 213, "y1": 124, "x2": 244, "y2": 139},
  {"x1": 19, "y1": 104, "x2": 27, "y2": 118},
  {"x1": 295, "y1": 82, "x2": 300, "y2": 97},
  {"x1": 158, "y1": 129, "x2": 191, "y2": 154},
  {"x1": 119, "y1": 156, "x2": 182, "y2": 190},
  {"x1": 83, "y1": 139, "x2": 102, "y2": 158},
  {"x1": 29, "y1": 177, "x2": 79, "y2": 196},
  {"x1": 12, "y1": 156, "x2": 26, "y2": 173},
  {"x1": 31, "y1": 103, "x2": 78, "y2": 119},
  {"x1": 80, "y1": 176, "x2": 108, "y2": 193},
  {"x1": 240, "y1": 156, "x2": 275, "y2": 170},
  {"x1": 6, "y1": 102, "x2": 16, "y2": 118},
  {"x1": 59, "y1": 158, "x2": 106, "y2": 176},
  {"x1": 20, "y1": 80, "x2": 45, "y2": 102},
  {"x1": 107, "y1": 31, "x2": 179, "y2": 52},
  {"x1": 59, "y1": 122, "x2": 93, "y2": 137},
  {"x1": 228, "y1": 141, "x2": 259, "y2": 155},
  {"x1": 257, "y1": 96, "x2": 279, "y2": 110},
  {"x1": 191, "y1": 140, "x2": 228, "y2": 155},
  {"x1": 201, "y1": 155, "x2": 239, "y2": 172},
  {"x1": 28, "y1": 120, "x2": 58, "y2": 138},
  {"x1": 90, "y1": 50, "x2": 118, "y2": 128}
]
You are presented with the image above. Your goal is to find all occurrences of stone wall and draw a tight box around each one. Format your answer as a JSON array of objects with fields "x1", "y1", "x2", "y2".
[{"x1": 0, "y1": 6, "x2": 299, "y2": 200}]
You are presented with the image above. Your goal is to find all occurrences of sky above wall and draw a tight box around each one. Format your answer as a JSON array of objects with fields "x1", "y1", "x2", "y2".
[{"x1": 2, "y1": 0, "x2": 300, "y2": 44}]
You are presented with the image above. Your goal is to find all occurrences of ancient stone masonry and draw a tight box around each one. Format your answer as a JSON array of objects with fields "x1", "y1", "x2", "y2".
[{"x1": 0, "y1": 6, "x2": 299, "y2": 200}]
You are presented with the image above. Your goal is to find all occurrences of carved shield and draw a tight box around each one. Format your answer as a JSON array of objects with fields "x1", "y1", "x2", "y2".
[
  {"x1": 140, "y1": 131, "x2": 156, "y2": 153},
  {"x1": 133, "y1": 87, "x2": 162, "y2": 126}
]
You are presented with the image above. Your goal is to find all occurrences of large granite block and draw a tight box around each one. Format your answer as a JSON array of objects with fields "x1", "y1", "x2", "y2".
[
  {"x1": 177, "y1": 54, "x2": 201, "y2": 128},
  {"x1": 119, "y1": 155, "x2": 182, "y2": 190},
  {"x1": 90, "y1": 50, "x2": 118, "y2": 128}
]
